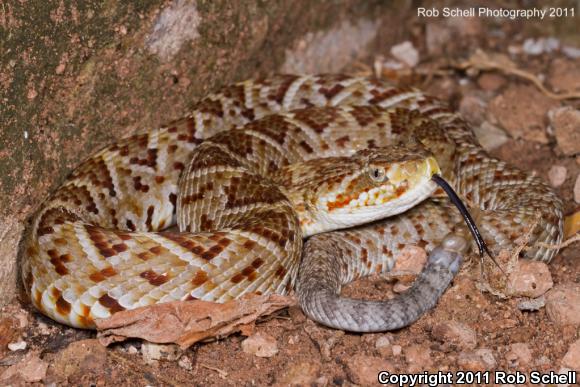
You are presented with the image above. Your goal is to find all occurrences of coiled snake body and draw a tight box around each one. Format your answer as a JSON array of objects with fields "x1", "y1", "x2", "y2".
[{"x1": 22, "y1": 74, "x2": 563, "y2": 332}]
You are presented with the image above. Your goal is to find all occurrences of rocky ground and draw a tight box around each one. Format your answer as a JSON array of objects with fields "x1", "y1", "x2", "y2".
[{"x1": 1, "y1": 7, "x2": 579, "y2": 387}]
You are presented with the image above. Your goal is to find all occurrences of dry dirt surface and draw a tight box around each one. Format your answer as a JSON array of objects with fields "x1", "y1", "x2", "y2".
[{"x1": 2, "y1": 6, "x2": 580, "y2": 387}]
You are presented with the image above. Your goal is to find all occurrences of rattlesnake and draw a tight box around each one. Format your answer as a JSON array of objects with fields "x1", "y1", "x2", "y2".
[{"x1": 22, "y1": 74, "x2": 563, "y2": 332}]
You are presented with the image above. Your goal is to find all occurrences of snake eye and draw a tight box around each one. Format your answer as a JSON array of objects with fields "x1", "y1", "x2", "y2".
[{"x1": 369, "y1": 166, "x2": 388, "y2": 183}]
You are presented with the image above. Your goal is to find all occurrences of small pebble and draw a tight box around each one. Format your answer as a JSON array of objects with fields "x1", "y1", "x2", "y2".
[
  {"x1": 545, "y1": 284, "x2": 580, "y2": 326},
  {"x1": 141, "y1": 342, "x2": 181, "y2": 364},
  {"x1": 391, "y1": 344, "x2": 402, "y2": 356},
  {"x1": 506, "y1": 343, "x2": 533, "y2": 367},
  {"x1": 241, "y1": 332, "x2": 278, "y2": 358},
  {"x1": 346, "y1": 354, "x2": 395, "y2": 385},
  {"x1": 550, "y1": 107, "x2": 580, "y2": 156},
  {"x1": 374, "y1": 335, "x2": 390, "y2": 348},
  {"x1": 404, "y1": 344, "x2": 433, "y2": 371},
  {"x1": 473, "y1": 121, "x2": 509, "y2": 151},
  {"x1": 431, "y1": 320, "x2": 477, "y2": 350},
  {"x1": 457, "y1": 348, "x2": 496, "y2": 370},
  {"x1": 548, "y1": 165, "x2": 567, "y2": 187},
  {"x1": 522, "y1": 37, "x2": 559, "y2": 55},
  {"x1": 275, "y1": 361, "x2": 320, "y2": 386},
  {"x1": 507, "y1": 260, "x2": 553, "y2": 298},
  {"x1": 178, "y1": 355, "x2": 193, "y2": 371},
  {"x1": 517, "y1": 296, "x2": 545, "y2": 311},
  {"x1": 562, "y1": 339, "x2": 580, "y2": 371},
  {"x1": 8, "y1": 340, "x2": 27, "y2": 351},
  {"x1": 390, "y1": 41, "x2": 419, "y2": 67}
]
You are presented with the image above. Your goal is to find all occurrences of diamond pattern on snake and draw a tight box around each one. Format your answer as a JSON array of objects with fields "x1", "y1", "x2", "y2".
[{"x1": 22, "y1": 74, "x2": 563, "y2": 332}]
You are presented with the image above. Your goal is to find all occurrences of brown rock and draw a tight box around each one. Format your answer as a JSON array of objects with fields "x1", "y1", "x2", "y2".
[
  {"x1": 550, "y1": 107, "x2": 580, "y2": 156},
  {"x1": 346, "y1": 354, "x2": 395, "y2": 385},
  {"x1": 50, "y1": 339, "x2": 108, "y2": 380},
  {"x1": 457, "y1": 349, "x2": 496, "y2": 371},
  {"x1": 459, "y1": 93, "x2": 487, "y2": 125},
  {"x1": 488, "y1": 85, "x2": 558, "y2": 143},
  {"x1": 275, "y1": 361, "x2": 321, "y2": 386},
  {"x1": 548, "y1": 165, "x2": 568, "y2": 187},
  {"x1": 477, "y1": 73, "x2": 506, "y2": 91},
  {"x1": 507, "y1": 260, "x2": 553, "y2": 298},
  {"x1": 241, "y1": 332, "x2": 278, "y2": 358},
  {"x1": 0, "y1": 352, "x2": 48, "y2": 383},
  {"x1": 404, "y1": 344, "x2": 433, "y2": 372},
  {"x1": 431, "y1": 321, "x2": 477, "y2": 350},
  {"x1": 546, "y1": 284, "x2": 580, "y2": 326},
  {"x1": 473, "y1": 121, "x2": 509, "y2": 151},
  {"x1": 562, "y1": 339, "x2": 580, "y2": 371},
  {"x1": 374, "y1": 335, "x2": 392, "y2": 357},
  {"x1": 548, "y1": 58, "x2": 580, "y2": 93},
  {"x1": 141, "y1": 342, "x2": 182, "y2": 363},
  {"x1": 506, "y1": 343, "x2": 533, "y2": 367}
]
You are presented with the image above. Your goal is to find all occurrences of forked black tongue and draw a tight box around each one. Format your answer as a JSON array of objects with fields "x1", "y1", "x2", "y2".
[{"x1": 431, "y1": 174, "x2": 501, "y2": 268}]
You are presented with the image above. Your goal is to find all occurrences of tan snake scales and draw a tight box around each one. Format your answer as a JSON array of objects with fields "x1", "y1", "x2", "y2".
[{"x1": 22, "y1": 74, "x2": 563, "y2": 332}]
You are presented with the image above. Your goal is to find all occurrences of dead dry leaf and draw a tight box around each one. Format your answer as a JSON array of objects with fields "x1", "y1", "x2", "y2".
[{"x1": 96, "y1": 294, "x2": 295, "y2": 349}]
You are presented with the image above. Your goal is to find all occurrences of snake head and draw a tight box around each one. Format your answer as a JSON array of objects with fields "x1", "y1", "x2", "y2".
[{"x1": 301, "y1": 143, "x2": 441, "y2": 236}]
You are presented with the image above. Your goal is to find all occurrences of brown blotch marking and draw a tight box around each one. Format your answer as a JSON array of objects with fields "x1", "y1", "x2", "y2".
[
  {"x1": 80, "y1": 303, "x2": 91, "y2": 318},
  {"x1": 99, "y1": 294, "x2": 125, "y2": 313},
  {"x1": 54, "y1": 238, "x2": 67, "y2": 246},
  {"x1": 335, "y1": 135, "x2": 350, "y2": 148},
  {"x1": 191, "y1": 270, "x2": 209, "y2": 287},
  {"x1": 112, "y1": 243, "x2": 128, "y2": 253},
  {"x1": 218, "y1": 237, "x2": 232, "y2": 248},
  {"x1": 243, "y1": 240, "x2": 257, "y2": 250},
  {"x1": 48, "y1": 250, "x2": 69, "y2": 275},
  {"x1": 126, "y1": 219, "x2": 136, "y2": 231},
  {"x1": 267, "y1": 74, "x2": 300, "y2": 104},
  {"x1": 201, "y1": 244, "x2": 224, "y2": 260},
  {"x1": 200, "y1": 214, "x2": 214, "y2": 230},
  {"x1": 231, "y1": 273, "x2": 245, "y2": 284},
  {"x1": 414, "y1": 224, "x2": 425, "y2": 237},
  {"x1": 149, "y1": 245, "x2": 163, "y2": 255},
  {"x1": 350, "y1": 105, "x2": 383, "y2": 127},
  {"x1": 417, "y1": 240, "x2": 428, "y2": 248},
  {"x1": 59, "y1": 253, "x2": 72, "y2": 262},
  {"x1": 173, "y1": 161, "x2": 185, "y2": 171},
  {"x1": 242, "y1": 266, "x2": 255, "y2": 277},
  {"x1": 395, "y1": 185, "x2": 408, "y2": 197},
  {"x1": 360, "y1": 248, "x2": 368, "y2": 263},
  {"x1": 185, "y1": 294, "x2": 198, "y2": 301},
  {"x1": 140, "y1": 270, "x2": 170, "y2": 286},
  {"x1": 275, "y1": 265, "x2": 287, "y2": 279},
  {"x1": 397, "y1": 243, "x2": 405, "y2": 250},
  {"x1": 251, "y1": 258, "x2": 264, "y2": 269},
  {"x1": 319, "y1": 83, "x2": 345, "y2": 99},
  {"x1": 56, "y1": 295, "x2": 71, "y2": 315},
  {"x1": 155, "y1": 176, "x2": 165, "y2": 184},
  {"x1": 145, "y1": 206, "x2": 154, "y2": 230},
  {"x1": 37, "y1": 226, "x2": 54, "y2": 237},
  {"x1": 197, "y1": 98, "x2": 225, "y2": 118},
  {"x1": 89, "y1": 267, "x2": 116, "y2": 282},
  {"x1": 137, "y1": 251, "x2": 153, "y2": 260},
  {"x1": 293, "y1": 107, "x2": 338, "y2": 133},
  {"x1": 299, "y1": 140, "x2": 313, "y2": 154},
  {"x1": 382, "y1": 246, "x2": 392, "y2": 256}
]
